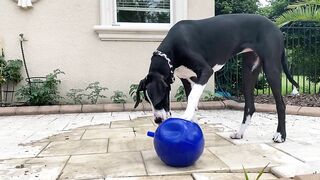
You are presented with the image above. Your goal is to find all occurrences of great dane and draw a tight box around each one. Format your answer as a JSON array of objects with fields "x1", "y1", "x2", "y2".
[{"x1": 134, "y1": 14, "x2": 299, "y2": 143}]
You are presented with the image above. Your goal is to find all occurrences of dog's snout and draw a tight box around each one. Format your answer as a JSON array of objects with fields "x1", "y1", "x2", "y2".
[{"x1": 154, "y1": 117, "x2": 163, "y2": 124}]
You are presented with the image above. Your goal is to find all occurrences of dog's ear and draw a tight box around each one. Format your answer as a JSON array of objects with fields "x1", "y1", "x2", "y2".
[
  {"x1": 134, "y1": 79, "x2": 146, "y2": 108},
  {"x1": 146, "y1": 78, "x2": 168, "y2": 107}
]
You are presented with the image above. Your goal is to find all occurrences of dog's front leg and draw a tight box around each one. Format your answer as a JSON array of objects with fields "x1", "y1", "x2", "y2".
[{"x1": 181, "y1": 84, "x2": 206, "y2": 121}]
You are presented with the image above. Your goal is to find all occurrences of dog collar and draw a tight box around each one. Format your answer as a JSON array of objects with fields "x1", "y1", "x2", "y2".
[{"x1": 153, "y1": 50, "x2": 175, "y2": 83}]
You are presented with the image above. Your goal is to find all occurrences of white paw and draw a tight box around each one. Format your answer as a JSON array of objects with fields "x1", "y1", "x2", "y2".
[
  {"x1": 230, "y1": 132, "x2": 243, "y2": 139},
  {"x1": 273, "y1": 132, "x2": 284, "y2": 143}
]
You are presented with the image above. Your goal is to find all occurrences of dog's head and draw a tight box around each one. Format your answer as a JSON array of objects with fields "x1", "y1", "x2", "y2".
[{"x1": 134, "y1": 72, "x2": 171, "y2": 124}]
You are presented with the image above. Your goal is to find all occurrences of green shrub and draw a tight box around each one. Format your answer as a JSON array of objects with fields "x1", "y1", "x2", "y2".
[
  {"x1": 66, "y1": 89, "x2": 86, "y2": 105},
  {"x1": 16, "y1": 69, "x2": 64, "y2": 105},
  {"x1": 175, "y1": 86, "x2": 186, "y2": 102},
  {"x1": 110, "y1": 90, "x2": 127, "y2": 103},
  {"x1": 129, "y1": 84, "x2": 144, "y2": 103},
  {"x1": 85, "y1": 82, "x2": 108, "y2": 104}
]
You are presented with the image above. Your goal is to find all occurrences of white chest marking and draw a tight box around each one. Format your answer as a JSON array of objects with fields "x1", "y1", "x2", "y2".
[
  {"x1": 213, "y1": 64, "x2": 225, "y2": 72},
  {"x1": 238, "y1": 48, "x2": 254, "y2": 55}
]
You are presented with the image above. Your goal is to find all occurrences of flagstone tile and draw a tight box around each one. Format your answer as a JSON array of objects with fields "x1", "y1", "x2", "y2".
[
  {"x1": 105, "y1": 175, "x2": 193, "y2": 180},
  {"x1": 141, "y1": 149, "x2": 229, "y2": 176},
  {"x1": 0, "y1": 142, "x2": 49, "y2": 160},
  {"x1": 60, "y1": 152, "x2": 146, "y2": 179},
  {"x1": 108, "y1": 137, "x2": 154, "y2": 152},
  {"x1": 204, "y1": 132, "x2": 233, "y2": 147},
  {"x1": 110, "y1": 117, "x2": 155, "y2": 128},
  {"x1": 269, "y1": 141, "x2": 320, "y2": 162},
  {"x1": 271, "y1": 160, "x2": 320, "y2": 178},
  {"x1": 27, "y1": 129, "x2": 85, "y2": 143},
  {"x1": 0, "y1": 156, "x2": 68, "y2": 180},
  {"x1": 192, "y1": 172, "x2": 277, "y2": 180},
  {"x1": 82, "y1": 128, "x2": 135, "y2": 139},
  {"x1": 39, "y1": 139, "x2": 108, "y2": 156},
  {"x1": 208, "y1": 144, "x2": 302, "y2": 172},
  {"x1": 134, "y1": 126, "x2": 157, "y2": 137}
]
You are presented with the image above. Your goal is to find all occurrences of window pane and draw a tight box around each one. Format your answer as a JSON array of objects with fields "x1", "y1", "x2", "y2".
[{"x1": 116, "y1": 0, "x2": 170, "y2": 23}]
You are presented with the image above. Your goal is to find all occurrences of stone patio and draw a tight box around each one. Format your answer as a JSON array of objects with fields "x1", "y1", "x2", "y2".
[{"x1": 0, "y1": 110, "x2": 319, "y2": 179}]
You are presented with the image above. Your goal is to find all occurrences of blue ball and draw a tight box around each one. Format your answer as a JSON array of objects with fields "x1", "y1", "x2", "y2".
[{"x1": 147, "y1": 118, "x2": 204, "y2": 167}]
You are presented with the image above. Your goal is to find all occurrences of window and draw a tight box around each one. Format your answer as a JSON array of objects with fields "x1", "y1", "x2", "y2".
[
  {"x1": 116, "y1": 0, "x2": 171, "y2": 24},
  {"x1": 94, "y1": 0, "x2": 188, "y2": 41}
]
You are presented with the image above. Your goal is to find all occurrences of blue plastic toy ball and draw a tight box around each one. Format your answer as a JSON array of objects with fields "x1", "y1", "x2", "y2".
[{"x1": 147, "y1": 117, "x2": 204, "y2": 167}]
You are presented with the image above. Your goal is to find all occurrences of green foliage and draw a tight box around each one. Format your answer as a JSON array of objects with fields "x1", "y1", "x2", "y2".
[
  {"x1": 66, "y1": 89, "x2": 86, "y2": 105},
  {"x1": 16, "y1": 69, "x2": 65, "y2": 106},
  {"x1": 202, "y1": 90, "x2": 223, "y2": 101},
  {"x1": 110, "y1": 90, "x2": 127, "y2": 104},
  {"x1": 276, "y1": 4, "x2": 320, "y2": 26},
  {"x1": 85, "y1": 82, "x2": 108, "y2": 104},
  {"x1": 0, "y1": 56, "x2": 6, "y2": 85},
  {"x1": 215, "y1": 56, "x2": 243, "y2": 96},
  {"x1": 243, "y1": 163, "x2": 269, "y2": 180},
  {"x1": 0, "y1": 56, "x2": 23, "y2": 85},
  {"x1": 66, "y1": 82, "x2": 108, "y2": 104},
  {"x1": 175, "y1": 86, "x2": 186, "y2": 102},
  {"x1": 215, "y1": 0, "x2": 259, "y2": 15},
  {"x1": 129, "y1": 84, "x2": 144, "y2": 103},
  {"x1": 3, "y1": 59, "x2": 23, "y2": 83},
  {"x1": 255, "y1": 74, "x2": 268, "y2": 90}
]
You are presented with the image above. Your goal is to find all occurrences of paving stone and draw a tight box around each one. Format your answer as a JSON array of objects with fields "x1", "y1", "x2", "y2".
[
  {"x1": 204, "y1": 132, "x2": 233, "y2": 147},
  {"x1": 208, "y1": 144, "x2": 302, "y2": 172},
  {"x1": 200, "y1": 124, "x2": 233, "y2": 133},
  {"x1": 255, "y1": 103, "x2": 277, "y2": 113},
  {"x1": 271, "y1": 161, "x2": 320, "y2": 178},
  {"x1": 0, "y1": 107, "x2": 17, "y2": 116},
  {"x1": 82, "y1": 104, "x2": 104, "y2": 113},
  {"x1": 108, "y1": 137, "x2": 154, "y2": 152},
  {"x1": 39, "y1": 139, "x2": 108, "y2": 156},
  {"x1": 0, "y1": 141, "x2": 49, "y2": 160},
  {"x1": 134, "y1": 126, "x2": 157, "y2": 137},
  {"x1": 38, "y1": 105, "x2": 60, "y2": 114},
  {"x1": 192, "y1": 172, "x2": 277, "y2": 180},
  {"x1": 15, "y1": 106, "x2": 40, "y2": 115},
  {"x1": 0, "y1": 156, "x2": 68, "y2": 180},
  {"x1": 141, "y1": 149, "x2": 229, "y2": 176},
  {"x1": 104, "y1": 104, "x2": 124, "y2": 112},
  {"x1": 59, "y1": 105, "x2": 82, "y2": 114},
  {"x1": 105, "y1": 175, "x2": 194, "y2": 180},
  {"x1": 269, "y1": 141, "x2": 320, "y2": 162},
  {"x1": 111, "y1": 117, "x2": 154, "y2": 128},
  {"x1": 35, "y1": 129, "x2": 85, "y2": 142},
  {"x1": 294, "y1": 173, "x2": 320, "y2": 180},
  {"x1": 170, "y1": 102, "x2": 184, "y2": 110},
  {"x1": 60, "y1": 152, "x2": 146, "y2": 179},
  {"x1": 298, "y1": 107, "x2": 320, "y2": 117},
  {"x1": 82, "y1": 128, "x2": 135, "y2": 139},
  {"x1": 223, "y1": 100, "x2": 244, "y2": 110},
  {"x1": 286, "y1": 105, "x2": 301, "y2": 115},
  {"x1": 199, "y1": 101, "x2": 225, "y2": 110}
]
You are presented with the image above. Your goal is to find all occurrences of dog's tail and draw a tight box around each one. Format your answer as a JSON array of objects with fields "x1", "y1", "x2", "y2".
[{"x1": 281, "y1": 49, "x2": 300, "y2": 90}]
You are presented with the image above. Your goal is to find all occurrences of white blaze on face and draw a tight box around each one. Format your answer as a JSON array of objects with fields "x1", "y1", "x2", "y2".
[{"x1": 145, "y1": 89, "x2": 170, "y2": 121}]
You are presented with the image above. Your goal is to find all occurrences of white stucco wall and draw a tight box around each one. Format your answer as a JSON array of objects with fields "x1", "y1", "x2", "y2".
[{"x1": 0, "y1": 0, "x2": 214, "y2": 104}]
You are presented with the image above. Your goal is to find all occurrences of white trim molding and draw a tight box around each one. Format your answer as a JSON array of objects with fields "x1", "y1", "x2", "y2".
[{"x1": 94, "y1": 0, "x2": 188, "y2": 41}]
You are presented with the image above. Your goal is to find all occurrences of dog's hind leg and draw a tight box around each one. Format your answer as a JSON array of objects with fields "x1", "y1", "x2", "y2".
[
  {"x1": 230, "y1": 52, "x2": 261, "y2": 139},
  {"x1": 180, "y1": 78, "x2": 192, "y2": 99},
  {"x1": 263, "y1": 56, "x2": 287, "y2": 143}
]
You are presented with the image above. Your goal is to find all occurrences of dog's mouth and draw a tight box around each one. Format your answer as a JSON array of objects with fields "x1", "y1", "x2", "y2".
[{"x1": 153, "y1": 109, "x2": 170, "y2": 124}]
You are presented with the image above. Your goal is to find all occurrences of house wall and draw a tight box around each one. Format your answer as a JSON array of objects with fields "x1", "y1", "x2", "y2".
[{"x1": 0, "y1": 0, "x2": 214, "y2": 103}]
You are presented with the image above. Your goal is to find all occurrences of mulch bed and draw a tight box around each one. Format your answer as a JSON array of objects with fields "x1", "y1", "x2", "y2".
[{"x1": 254, "y1": 94, "x2": 320, "y2": 107}]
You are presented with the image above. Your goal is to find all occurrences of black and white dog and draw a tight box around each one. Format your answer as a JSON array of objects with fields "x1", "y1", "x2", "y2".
[{"x1": 134, "y1": 14, "x2": 299, "y2": 143}]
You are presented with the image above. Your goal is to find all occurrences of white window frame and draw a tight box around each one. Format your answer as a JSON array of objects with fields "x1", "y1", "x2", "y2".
[{"x1": 94, "y1": 0, "x2": 188, "y2": 41}]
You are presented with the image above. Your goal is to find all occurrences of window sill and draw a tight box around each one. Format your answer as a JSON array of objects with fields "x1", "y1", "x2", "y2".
[{"x1": 94, "y1": 25, "x2": 170, "y2": 42}]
